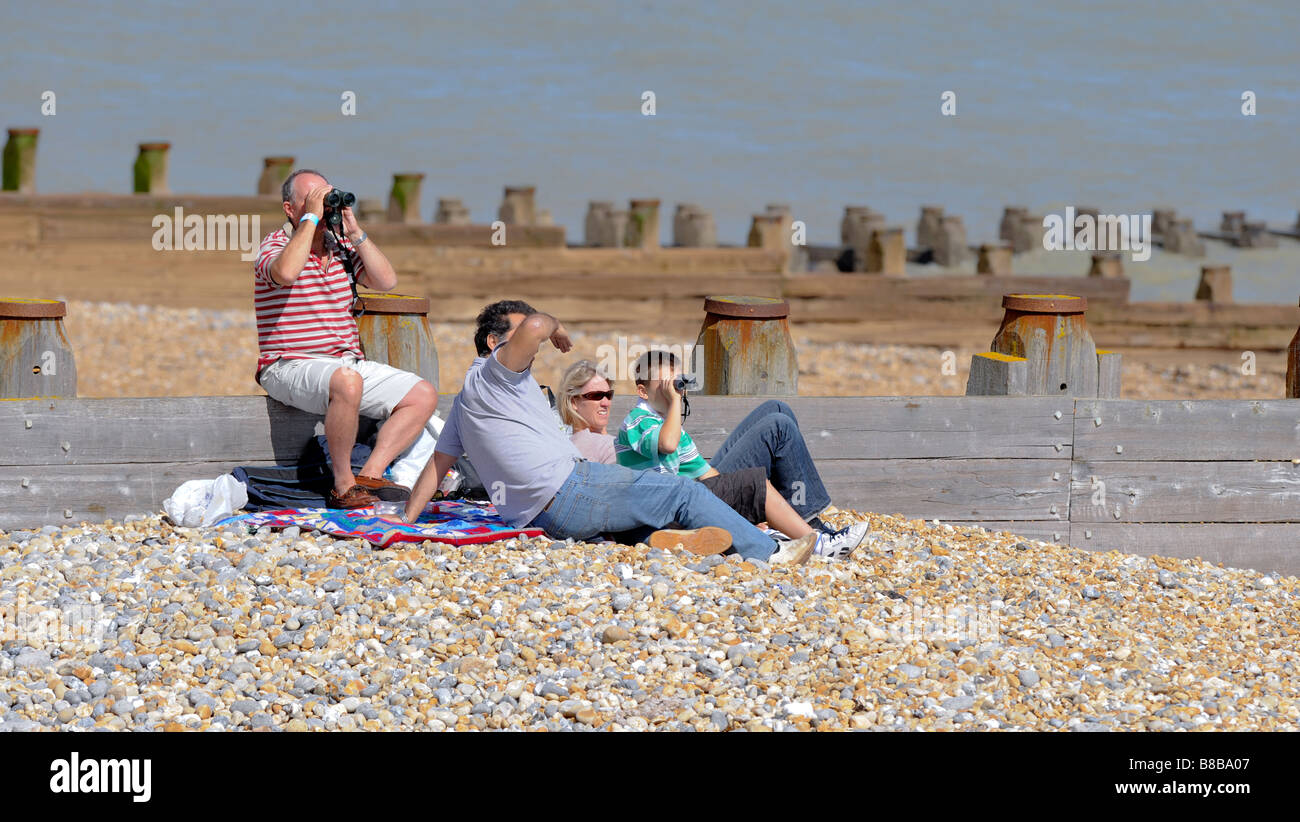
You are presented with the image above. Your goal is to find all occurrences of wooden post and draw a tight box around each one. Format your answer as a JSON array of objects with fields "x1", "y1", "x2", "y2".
[
  {"x1": 1238, "y1": 221, "x2": 1278, "y2": 248},
  {"x1": 841, "y1": 206, "x2": 879, "y2": 245},
  {"x1": 435, "y1": 197, "x2": 471, "y2": 225},
  {"x1": 356, "y1": 198, "x2": 385, "y2": 224},
  {"x1": 387, "y1": 173, "x2": 425, "y2": 224},
  {"x1": 748, "y1": 213, "x2": 785, "y2": 248},
  {"x1": 989, "y1": 294, "x2": 1098, "y2": 397},
  {"x1": 499, "y1": 186, "x2": 536, "y2": 225},
  {"x1": 585, "y1": 201, "x2": 613, "y2": 246},
  {"x1": 133, "y1": 142, "x2": 170, "y2": 194},
  {"x1": 257, "y1": 156, "x2": 295, "y2": 196},
  {"x1": 866, "y1": 227, "x2": 906, "y2": 276},
  {"x1": 999, "y1": 206, "x2": 1027, "y2": 244},
  {"x1": 965, "y1": 352, "x2": 1028, "y2": 396},
  {"x1": 1151, "y1": 208, "x2": 1177, "y2": 237},
  {"x1": 1195, "y1": 265, "x2": 1232, "y2": 304},
  {"x1": 2, "y1": 128, "x2": 39, "y2": 193},
  {"x1": 1220, "y1": 211, "x2": 1246, "y2": 235},
  {"x1": 932, "y1": 215, "x2": 968, "y2": 267},
  {"x1": 1288, "y1": 297, "x2": 1300, "y2": 399},
  {"x1": 1087, "y1": 252, "x2": 1124, "y2": 279},
  {"x1": 626, "y1": 198, "x2": 661, "y2": 250},
  {"x1": 695, "y1": 296, "x2": 797, "y2": 396},
  {"x1": 1012, "y1": 214, "x2": 1044, "y2": 254},
  {"x1": 977, "y1": 243, "x2": 1012, "y2": 275},
  {"x1": 0, "y1": 299, "x2": 78, "y2": 399},
  {"x1": 916, "y1": 206, "x2": 944, "y2": 253},
  {"x1": 1074, "y1": 207, "x2": 1099, "y2": 246},
  {"x1": 353, "y1": 294, "x2": 439, "y2": 392},
  {"x1": 674, "y1": 204, "x2": 716, "y2": 247},
  {"x1": 1097, "y1": 350, "x2": 1122, "y2": 398},
  {"x1": 1163, "y1": 218, "x2": 1205, "y2": 256}
]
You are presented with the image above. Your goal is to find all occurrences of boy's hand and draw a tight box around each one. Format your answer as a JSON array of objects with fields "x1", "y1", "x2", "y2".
[{"x1": 660, "y1": 374, "x2": 681, "y2": 407}]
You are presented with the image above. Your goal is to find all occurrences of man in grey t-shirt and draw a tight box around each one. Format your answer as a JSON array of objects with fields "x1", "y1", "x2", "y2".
[{"x1": 403, "y1": 300, "x2": 818, "y2": 565}]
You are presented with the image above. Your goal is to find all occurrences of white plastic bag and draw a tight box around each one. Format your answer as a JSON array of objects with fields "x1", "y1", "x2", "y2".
[
  {"x1": 385, "y1": 414, "x2": 445, "y2": 489},
  {"x1": 163, "y1": 474, "x2": 248, "y2": 527}
]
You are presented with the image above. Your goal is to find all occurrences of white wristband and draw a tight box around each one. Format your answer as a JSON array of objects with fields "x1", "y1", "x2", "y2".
[{"x1": 299, "y1": 213, "x2": 320, "y2": 227}]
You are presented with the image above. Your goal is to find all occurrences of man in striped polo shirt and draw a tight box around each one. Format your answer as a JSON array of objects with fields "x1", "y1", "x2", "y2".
[{"x1": 254, "y1": 169, "x2": 439, "y2": 509}]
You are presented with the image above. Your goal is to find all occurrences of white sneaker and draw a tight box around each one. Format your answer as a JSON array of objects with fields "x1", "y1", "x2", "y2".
[
  {"x1": 815, "y1": 522, "x2": 870, "y2": 560},
  {"x1": 769, "y1": 531, "x2": 818, "y2": 565}
]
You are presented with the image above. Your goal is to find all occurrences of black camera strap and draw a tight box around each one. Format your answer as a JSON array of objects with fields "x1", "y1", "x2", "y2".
[{"x1": 325, "y1": 226, "x2": 364, "y2": 318}]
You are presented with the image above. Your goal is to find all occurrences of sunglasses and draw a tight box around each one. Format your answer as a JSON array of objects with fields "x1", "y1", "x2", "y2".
[{"x1": 578, "y1": 390, "x2": 615, "y2": 401}]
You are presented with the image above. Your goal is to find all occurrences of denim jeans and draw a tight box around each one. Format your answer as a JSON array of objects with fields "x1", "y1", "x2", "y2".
[
  {"x1": 530, "y1": 461, "x2": 777, "y2": 561},
  {"x1": 709, "y1": 400, "x2": 831, "y2": 521}
]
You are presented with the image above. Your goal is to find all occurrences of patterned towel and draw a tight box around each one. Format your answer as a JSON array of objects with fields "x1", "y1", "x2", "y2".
[{"x1": 215, "y1": 500, "x2": 545, "y2": 549}]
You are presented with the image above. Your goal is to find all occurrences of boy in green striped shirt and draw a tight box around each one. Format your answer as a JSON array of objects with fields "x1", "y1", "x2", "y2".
[{"x1": 615, "y1": 350, "x2": 865, "y2": 560}]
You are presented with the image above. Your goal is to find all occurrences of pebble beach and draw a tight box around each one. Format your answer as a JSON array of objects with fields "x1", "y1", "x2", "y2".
[{"x1": 1, "y1": 507, "x2": 1295, "y2": 732}]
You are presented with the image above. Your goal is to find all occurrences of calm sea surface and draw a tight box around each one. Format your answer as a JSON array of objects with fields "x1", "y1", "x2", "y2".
[{"x1": 3, "y1": 0, "x2": 1298, "y2": 302}]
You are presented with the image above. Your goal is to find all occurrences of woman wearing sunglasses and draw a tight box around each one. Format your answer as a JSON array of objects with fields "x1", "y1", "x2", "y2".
[{"x1": 557, "y1": 360, "x2": 618, "y2": 464}]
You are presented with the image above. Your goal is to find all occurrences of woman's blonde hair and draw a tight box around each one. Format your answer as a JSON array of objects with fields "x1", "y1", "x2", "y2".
[{"x1": 558, "y1": 359, "x2": 613, "y2": 430}]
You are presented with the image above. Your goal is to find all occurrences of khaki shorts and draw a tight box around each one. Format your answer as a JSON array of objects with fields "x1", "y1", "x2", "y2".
[{"x1": 259, "y1": 355, "x2": 424, "y2": 419}]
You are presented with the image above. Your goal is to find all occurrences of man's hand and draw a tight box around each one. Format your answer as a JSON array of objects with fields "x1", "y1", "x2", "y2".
[
  {"x1": 550, "y1": 323, "x2": 573, "y2": 353},
  {"x1": 303, "y1": 184, "x2": 329, "y2": 222},
  {"x1": 341, "y1": 205, "x2": 363, "y2": 241}
]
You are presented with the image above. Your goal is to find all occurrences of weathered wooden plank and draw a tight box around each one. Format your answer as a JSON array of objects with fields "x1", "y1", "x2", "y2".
[
  {"x1": 0, "y1": 461, "x2": 275, "y2": 530},
  {"x1": 782, "y1": 274, "x2": 1131, "y2": 303},
  {"x1": 1069, "y1": 523, "x2": 1300, "y2": 576},
  {"x1": 816, "y1": 458, "x2": 1070, "y2": 521},
  {"x1": 0, "y1": 193, "x2": 282, "y2": 215},
  {"x1": 1070, "y1": 460, "x2": 1300, "y2": 523},
  {"x1": 0, "y1": 396, "x2": 346, "y2": 466},
  {"x1": 1, "y1": 396, "x2": 1075, "y2": 466},
  {"x1": 603, "y1": 396, "x2": 1073, "y2": 460},
  {"x1": 366, "y1": 224, "x2": 566, "y2": 248},
  {"x1": 1088, "y1": 301, "x2": 1299, "y2": 329},
  {"x1": 1074, "y1": 399, "x2": 1300, "y2": 460},
  {"x1": 932, "y1": 521, "x2": 1071, "y2": 543},
  {"x1": 403, "y1": 270, "x2": 785, "y2": 300}
]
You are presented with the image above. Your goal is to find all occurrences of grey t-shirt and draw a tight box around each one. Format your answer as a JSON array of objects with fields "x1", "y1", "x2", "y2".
[{"x1": 435, "y1": 350, "x2": 582, "y2": 526}]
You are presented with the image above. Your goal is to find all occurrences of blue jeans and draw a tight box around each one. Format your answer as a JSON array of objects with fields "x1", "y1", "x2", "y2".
[
  {"x1": 530, "y1": 461, "x2": 777, "y2": 561},
  {"x1": 709, "y1": 400, "x2": 831, "y2": 521}
]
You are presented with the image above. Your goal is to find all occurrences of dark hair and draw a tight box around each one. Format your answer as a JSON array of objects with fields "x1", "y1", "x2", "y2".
[
  {"x1": 474, "y1": 300, "x2": 537, "y2": 356},
  {"x1": 633, "y1": 349, "x2": 682, "y2": 385},
  {"x1": 281, "y1": 168, "x2": 329, "y2": 203}
]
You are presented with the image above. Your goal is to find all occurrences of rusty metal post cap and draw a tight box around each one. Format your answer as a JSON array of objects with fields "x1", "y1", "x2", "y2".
[
  {"x1": 353, "y1": 293, "x2": 430, "y2": 314},
  {"x1": 703, "y1": 295, "x2": 789, "y2": 319},
  {"x1": 1001, "y1": 294, "x2": 1087, "y2": 313},
  {"x1": 0, "y1": 298, "x2": 66, "y2": 318}
]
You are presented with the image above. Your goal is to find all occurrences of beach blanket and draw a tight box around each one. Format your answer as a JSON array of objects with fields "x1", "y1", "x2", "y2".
[{"x1": 215, "y1": 500, "x2": 544, "y2": 548}]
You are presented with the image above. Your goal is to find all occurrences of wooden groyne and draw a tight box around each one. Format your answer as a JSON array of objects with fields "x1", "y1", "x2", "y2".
[{"x1": 3, "y1": 395, "x2": 1298, "y2": 576}]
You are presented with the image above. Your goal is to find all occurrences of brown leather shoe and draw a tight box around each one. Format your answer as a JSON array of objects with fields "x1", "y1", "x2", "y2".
[
  {"x1": 328, "y1": 485, "x2": 380, "y2": 509},
  {"x1": 354, "y1": 475, "x2": 411, "y2": 501}
]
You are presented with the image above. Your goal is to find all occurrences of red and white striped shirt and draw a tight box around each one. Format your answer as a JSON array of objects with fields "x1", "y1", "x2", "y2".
[{"x1": 253, "y1": 226, "x2": 366, "y2": 376}]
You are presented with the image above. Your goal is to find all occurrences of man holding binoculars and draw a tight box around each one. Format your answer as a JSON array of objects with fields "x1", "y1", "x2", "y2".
[{"x1": 252, "y1": 169, "x2": 439, "y2": 508}]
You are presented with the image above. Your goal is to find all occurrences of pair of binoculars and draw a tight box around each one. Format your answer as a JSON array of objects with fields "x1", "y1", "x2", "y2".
[{"x1": 322, "y1": 188, "x2": 356, "y2": 229}]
